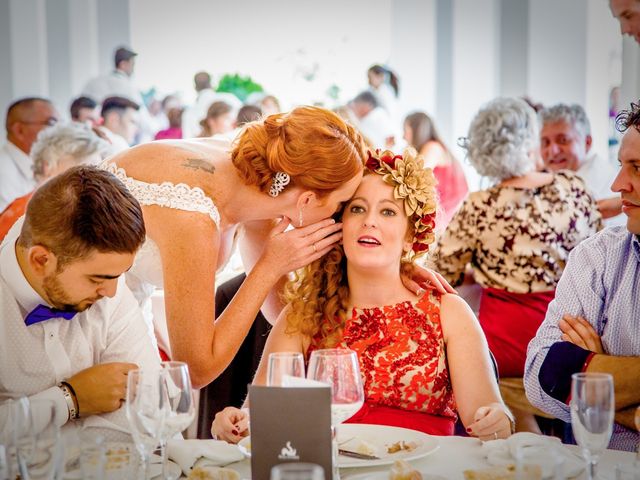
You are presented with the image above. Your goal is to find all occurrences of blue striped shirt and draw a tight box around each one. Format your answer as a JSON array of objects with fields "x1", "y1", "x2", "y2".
[{"x1": 525, "y1": 226, "x2": 640, "y2": 451}]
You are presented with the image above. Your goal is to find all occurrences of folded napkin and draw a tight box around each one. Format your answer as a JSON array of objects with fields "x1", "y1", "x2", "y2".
[
  {"x1": 167, "y1": 439, "x2": 245, "y2": 475},
  {"x1": 481, "y1": 432, "x2": 583, "y2": 479}
]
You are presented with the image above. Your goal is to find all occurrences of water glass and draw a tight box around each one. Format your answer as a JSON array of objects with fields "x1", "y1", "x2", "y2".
[
  {"x1": 271, "y1": 462, "x2": 325, "y2": 480},
  {"x1": 514, "y1": 443, "x2": 565, "y2": 479},
  {"x1": 78, "y1": 430, "x2": 106, "y2": 480},
  {"x1": 101, "y1": 443, "x2": 137, "y2": 480},
  {"x1": 268, "y1": 352, "x2": 305, "y2": 386},
  {"x1": 570, "y1": 372, "x2": 614, "y2": 480}
]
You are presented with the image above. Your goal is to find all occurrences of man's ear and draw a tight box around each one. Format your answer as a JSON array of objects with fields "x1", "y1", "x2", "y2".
[
  {"x1": 585, "y1": 134, "x2": 593, "y2": 153},
  {"x1": 28, "y1": 245, "x2": 56, "y2": 276}
]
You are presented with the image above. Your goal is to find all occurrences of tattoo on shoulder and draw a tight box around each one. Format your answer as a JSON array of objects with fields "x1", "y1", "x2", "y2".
[{"x1": 183, "y1": 158, "x2": 216, "y2": 174}]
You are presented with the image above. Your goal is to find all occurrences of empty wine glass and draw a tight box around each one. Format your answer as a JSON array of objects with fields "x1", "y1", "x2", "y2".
[
  {"x1": 158, "y1": 361, "x2": 195, "y2": 480},
  {"x1": 307, "y1": 348, "x2": 364, "y2": 480},
  {"x1": 126, "y1": 368, "x2": 166, "y2": 480},
  {"x1": 267, "y1": 352, "x2": 305, "y2": 387},
  {"x1": 16, "y1": 398, "x2": 64, "y2": 480},
  {"x1": 570, "y1": 372, "x2": 615, "y2": 480}
]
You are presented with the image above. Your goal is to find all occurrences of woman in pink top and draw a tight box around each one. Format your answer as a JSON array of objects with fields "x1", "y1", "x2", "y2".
[{"x1": 404, "y1": 112, "x2": 468, "y2": 225}]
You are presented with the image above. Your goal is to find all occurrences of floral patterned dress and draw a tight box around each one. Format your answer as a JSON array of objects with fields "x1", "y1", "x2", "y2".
[{"x1": 311, "y1": 290, "x2": 458, "y2": 435}]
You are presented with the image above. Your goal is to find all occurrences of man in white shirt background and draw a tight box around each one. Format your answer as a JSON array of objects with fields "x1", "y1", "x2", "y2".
[
  {"x1": 0, "y1": 165, "x2": 159, "y2": 441},
  {"x1": 349, "y1": 90, "x2": 397, "y2": 149},
  {"x1": 98, "y1": 96, "x2": 140, "y2": 153},
  {"x1": 539, "y1": 103, "x2": 625, "y2": 226},
  {"x1": 81, "y1": 47, "x2": 142, "y2": 106},
  {"x1": 0, "y1": 97, "x2": 59, "y2": 212}
]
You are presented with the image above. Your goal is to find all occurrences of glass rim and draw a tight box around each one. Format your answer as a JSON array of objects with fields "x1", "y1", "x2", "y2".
[
  {"x1": 571, "y1": 372, "x2": 614, "y2": 382},
  {"x1": 268, "y1": 351, "x2": 304, "y2": 358},
  {"x1": 308, "y1": 348, "x2": 356, "y2": 357}
]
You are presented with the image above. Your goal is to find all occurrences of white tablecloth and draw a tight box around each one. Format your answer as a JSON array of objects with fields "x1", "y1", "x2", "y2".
[{"x1": 221, "y1": 436, "x2": 636, "y2": 480}]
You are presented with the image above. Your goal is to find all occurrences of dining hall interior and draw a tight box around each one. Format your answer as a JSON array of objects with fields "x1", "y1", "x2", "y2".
[{"x1": 0, "y1": 0, "x2": 639, "y2": 479}]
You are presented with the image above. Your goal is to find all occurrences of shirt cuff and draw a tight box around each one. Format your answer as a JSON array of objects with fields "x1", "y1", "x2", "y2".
[
  {"x1": 30, "y1": 386, "x2": 69, "y2": 428},
  {"x1": 538, "y1": 341, "x2": 592, "y2": 405}
]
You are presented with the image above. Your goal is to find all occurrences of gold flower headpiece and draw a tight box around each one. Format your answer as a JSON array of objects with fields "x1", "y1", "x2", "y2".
[{"x1": 365, "y1": 148, "x2": 438, "y2": 260}]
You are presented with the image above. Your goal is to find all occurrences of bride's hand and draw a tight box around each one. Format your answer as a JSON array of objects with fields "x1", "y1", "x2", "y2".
[
  {"x1": 257, "y1": 217, "x2": 342, "y2": 277},
  {"x1": 401, "y1": 264, "x2": 457, "y2": 295},
  {"x1": 466, "y1": 403, "x2": 514, "y2": 441}
]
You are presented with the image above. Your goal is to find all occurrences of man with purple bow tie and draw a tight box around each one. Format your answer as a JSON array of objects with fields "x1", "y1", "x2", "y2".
[{"x1": 0, "y1": 165, "x2": 159, "y2": 440}]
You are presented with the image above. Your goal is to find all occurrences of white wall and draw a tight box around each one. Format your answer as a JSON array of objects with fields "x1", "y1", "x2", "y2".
[{"x1": 129, "y1": 0, "x2": 394, "y2": 109}]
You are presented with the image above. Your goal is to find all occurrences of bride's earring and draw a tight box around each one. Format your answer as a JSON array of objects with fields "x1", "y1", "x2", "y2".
[{"x1": 298, "y1": 209, "x2": 303, "y2": 227}]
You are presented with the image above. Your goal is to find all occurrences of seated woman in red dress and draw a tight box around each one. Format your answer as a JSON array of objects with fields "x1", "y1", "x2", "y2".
[{"x1": 212, "y1": 148, "x2": 514, "y2": 442}]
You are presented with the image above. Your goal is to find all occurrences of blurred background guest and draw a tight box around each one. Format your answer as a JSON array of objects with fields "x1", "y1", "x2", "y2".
[
  {"x1": 0, "y1": 97, "x2": 59, "y2": 212},
  {"x1": 367, "y1": 64, "x2": 399, "y2": 122},
  {"x1": 349, "y1": 90, "x2": 396, "y2": 149},
  {"x1": 182, "y1": 71, "x2": 242, "y2": 138},
  {"x1": 260, "y1": 95, "x2": 281, "y2": 117},
  {"x1": 98, "y1": 96, "x2": 140, "y2": 152},
  {"x1": 69, "y1": 96, "x2": 100, "y2": 126},
  {"x1": 235, "y1": 105, "x2": 262, "y2": 127},
  {"x1": 432, "y1": 97, "x2": 602, "y2": 434},
  {"x1": 198, "y1": 101, "x2": 234, "y2": 137},
  {"x1": 155, "y1": 106, "x2": 184, "y2": 140},
  {"x1": 403, "y1": 111, "x2": 468, "y2": 225},
  {"x1": 0, "y1": 122, "x2": 111, "y2": 241}
]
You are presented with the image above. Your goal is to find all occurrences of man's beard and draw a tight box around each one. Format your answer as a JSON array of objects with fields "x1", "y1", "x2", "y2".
[{"x1": 42, "y1": 274, "x2": 99, "y2": 312}]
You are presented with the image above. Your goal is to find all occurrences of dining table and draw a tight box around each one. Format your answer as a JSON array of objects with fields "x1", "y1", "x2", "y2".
[{"x1": 213, "y1": 435, "x2": 637, "y2": 480}]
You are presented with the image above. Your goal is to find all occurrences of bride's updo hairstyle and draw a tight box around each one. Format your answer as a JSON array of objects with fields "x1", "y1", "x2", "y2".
[{"x1": 231, "y1": 106, "x2": 366, "y2": 197}]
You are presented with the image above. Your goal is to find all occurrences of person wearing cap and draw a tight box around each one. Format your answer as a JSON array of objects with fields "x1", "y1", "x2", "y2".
[{"x1": 81, "y1": 46, "x2": 143, "y2": 106}]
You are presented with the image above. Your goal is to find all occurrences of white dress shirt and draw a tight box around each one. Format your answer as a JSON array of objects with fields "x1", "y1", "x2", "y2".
[
  {"x1": 81, "y1": 70, "x2": 143, "y2": 105},
  {"x1": 0, "y1": 223, "x2": 160, "y2": 441},
  {"x1": 577, "y1": 151, "x2": 625, "y2": 227},
  {"x1": 0, "y1": 142, "x2": 36, "y2": 212}
]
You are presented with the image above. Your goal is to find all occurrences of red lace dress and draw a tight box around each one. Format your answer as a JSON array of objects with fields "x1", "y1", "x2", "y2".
[{"x1": 311, "y1": 291, "x2": 458, "y2": 435}]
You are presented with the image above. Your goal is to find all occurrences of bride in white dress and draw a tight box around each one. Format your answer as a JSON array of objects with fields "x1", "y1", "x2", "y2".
[{"x1": 102, "y1": 106, "x2": 452, "y2": 388}]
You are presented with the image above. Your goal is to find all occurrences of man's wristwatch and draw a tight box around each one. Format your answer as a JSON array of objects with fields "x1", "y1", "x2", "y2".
[{"x1": 58, "y1": 382, "x2": 79, "y2": 420}]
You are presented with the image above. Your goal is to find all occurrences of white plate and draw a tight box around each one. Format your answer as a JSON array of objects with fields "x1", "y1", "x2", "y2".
[
  {"x1": 238, "y1": 423, "x2": 439, "y2": 469},
  {"x1": 336, "y1": 424, "x2": 439, "y2": 468}
]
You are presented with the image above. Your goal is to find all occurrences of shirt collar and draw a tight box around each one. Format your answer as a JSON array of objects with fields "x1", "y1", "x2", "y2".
[
  {"x1": 5, "y1": 141, "x2": 33, "y2": 180},
  {"x1": 0, "y1": 236, "x2": 49, "y2": 314}
]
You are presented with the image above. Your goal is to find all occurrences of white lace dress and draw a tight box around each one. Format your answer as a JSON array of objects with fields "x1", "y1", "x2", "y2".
[{"x1": 102, "y1": 161, "x2": 221, "y2": 355}]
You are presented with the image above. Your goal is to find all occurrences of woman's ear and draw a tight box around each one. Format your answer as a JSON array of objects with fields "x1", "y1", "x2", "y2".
[{"x1": 296, "y1": 191, "x2": 317, "y2": 210}]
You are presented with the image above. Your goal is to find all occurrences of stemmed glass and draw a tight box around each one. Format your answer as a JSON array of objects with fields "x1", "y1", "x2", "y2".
[
  {"x1": 570, "y1": 372, "x2": 615, "y2": 480},
  {"x1": 307, "y1": 349, "x2": 365, "y2": 480},
  {"x1": 126, "y1": 368, "x2": 167, "y2": 480},
  {"x1": 634, "y1": 406, "x2": 640, "y2": 464},
  {"x1": 267, "y1": 352, "x2": 305, "y2": 387},
  {"x1": 158, "y1": 361, "x2": 195, "y2": 480}
]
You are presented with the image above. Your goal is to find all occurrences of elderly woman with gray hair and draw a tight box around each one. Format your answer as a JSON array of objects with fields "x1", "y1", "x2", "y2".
[
  {"x1": 433, "y1": 97, "x2": 601, "y2": 433},
  {"x1": 0, "y1": 121, "x2": 111, "y2": 241}
]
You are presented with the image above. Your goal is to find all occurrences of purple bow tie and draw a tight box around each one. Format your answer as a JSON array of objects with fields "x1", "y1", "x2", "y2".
[{"x1": 24, "y1": 304, "x2": 76, "y2": 326}]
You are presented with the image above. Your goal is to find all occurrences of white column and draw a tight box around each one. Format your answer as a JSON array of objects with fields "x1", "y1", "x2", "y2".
[
  {"x1": 0, "y1": 0, "x2": 13, "y2": 138},
  {"x1": 389, "y1": 0, "x2": 437, "y2": 121},
  {"x1": 499, "y1": 0, "x2": 528, "y2": 98},
  {"x1": 9, "y1": 0, "x2": 49, "y2": 98},
  {"x1": 68, "y1": 0, "x2": 100, "y2": 101},
  {"x1": 620, "y1": 37, "x2": 640, "y2": 111},
  {"x1": 451, "y1": 0, "x2": 501, "y2": 191},
  {"x1": 96, "y1": 0, "x2": 132, "y2": 75}
]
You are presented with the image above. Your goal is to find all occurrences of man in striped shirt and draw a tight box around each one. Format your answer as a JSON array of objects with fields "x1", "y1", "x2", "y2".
[{"x1": 525, "y1": 102, "x2": 640, "y2": 451}]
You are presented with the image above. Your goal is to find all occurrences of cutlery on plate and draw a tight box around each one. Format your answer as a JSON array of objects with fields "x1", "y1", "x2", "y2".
[{"x1": 338, "y1": 449, "x2": 380, "y2": 460}]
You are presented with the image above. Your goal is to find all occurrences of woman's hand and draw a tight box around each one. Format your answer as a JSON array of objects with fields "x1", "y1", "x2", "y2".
[
  {"x1": 559, "y1": 314, "x2": 604, "y2": 354},
  {"x1": 466, "y1": 403, "x2": 513, "y2": 441},
  {"x1": 401, "y1": 264, "x2": 457, "y2": 295},
  {"x1": 257, "y1": 217, "x2": 343, "y2": 277},
  {"x1": 211, "y1": 406, "x2": 250, "y2": 444}
]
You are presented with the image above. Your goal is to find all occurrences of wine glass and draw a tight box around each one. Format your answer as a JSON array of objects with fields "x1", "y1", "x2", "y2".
[
  {"x1": 570, "y1": 372, "x2": 615, "y2": 480},
  {"x1": 634, "y1": 406, "x2": 640, "y2": 464},
  {"x1": 126, "y1": 368, "x2": 167, "y2": 480},
  {"x1": 15, "y1": 398, "x2": 64, "y2": 480},
  {"x1": 267, "y1": 352, "x2": 305, "y2": 387},
  {"x1": 158, "y1": 361, "x2": 195, "y2": 480},
  {"x1": 307, "y1": 348, "x2": 365, "y2": 480}
]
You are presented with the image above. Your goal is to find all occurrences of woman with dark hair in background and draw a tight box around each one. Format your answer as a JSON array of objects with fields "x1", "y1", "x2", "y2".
[
  {"x1": 368, "y1": 64, "x2": 399, "y2": 121},
  {"x1": 199, "y1": 101, "x2": 234, "y2": 137},
  {"x1": 404, "y1": 111, "x2": 468, "y2": 225}
]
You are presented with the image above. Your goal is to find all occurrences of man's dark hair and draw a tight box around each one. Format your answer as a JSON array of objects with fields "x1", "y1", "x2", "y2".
[
  {"x1": 19, "y1": 165, "x2": 146, "y2": 266},
  {"x1": 352, "y1": 91, "x2": 378, "y2": 108},
  {"x1": 616, "y1": 101, "x2": 640, "y2": 133},
  {"x1": 6, "y1": 97, "x2": 52, "y2": 127},
  {"x1": 69, "y1": 96, "x2": 98, "y2": 120},
  {"x1": 101, "y1": 96, "x2": 140, "y2": 118}
]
